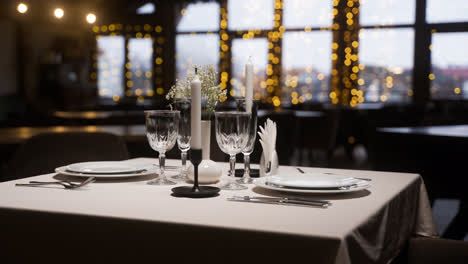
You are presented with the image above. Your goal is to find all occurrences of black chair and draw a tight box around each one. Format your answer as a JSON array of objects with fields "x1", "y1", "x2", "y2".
[
  {"x1": 408, "y1": 237, "x2": 468, "y2": 264},
  {"x1": 293, "y1": 109, "x2": 339, "y2": 166},
  {"x1": 2, "y1": 132, "x2": 129, "y2": 181}
]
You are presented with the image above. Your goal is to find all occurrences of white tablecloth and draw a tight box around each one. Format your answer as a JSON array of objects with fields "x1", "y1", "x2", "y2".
[{"x1": 0, "y1": 158, "x2": 437, "y2": 264}]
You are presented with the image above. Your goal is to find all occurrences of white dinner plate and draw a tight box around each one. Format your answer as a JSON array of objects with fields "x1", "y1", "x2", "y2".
[
  {"x1": 266, "y1": 173, "x2": 358, "y2": 188},
  {"x1": 55, "y1": 165, "x2": 158, "y2": 179},
  {"x1": 66, "y1": 161, "x2": 148, "y2": 174},
  {"x1": 254, "y1": 177, "x2": 371, "y2": 194}
]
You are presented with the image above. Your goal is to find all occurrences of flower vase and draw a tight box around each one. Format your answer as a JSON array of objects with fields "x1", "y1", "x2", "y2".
[{"x1": 188, "y1": 120, "x2": 222, "y2": 183}]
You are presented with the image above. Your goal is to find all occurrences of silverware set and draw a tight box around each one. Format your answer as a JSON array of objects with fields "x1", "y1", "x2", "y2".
[
  {"x1": 16, "y1": 177, "x2": 96, "y2": 189},
  {"x1": 228, "y1": 196, "x2": 330, "y2": 208}
]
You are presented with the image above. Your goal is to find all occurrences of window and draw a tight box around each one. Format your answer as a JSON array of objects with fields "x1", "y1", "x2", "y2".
[
  {"x1": 360, "y1": 0, "x2": 415, "y2": 26},
  {"x1": 92, "y1": 0, "x2": 468, "y2": 106},
  {"x1": 426, "y1": 0, "x2": 468, "y2": 23},
  {"x1": 93, "y1": 22, "x2": 162, "y2": 102},
  {"x1": 227, "y1": 0, "x2": 276, "y2": 104},
  {"x1": 358, "y1": 0, "x2": 415, "y2": 103},
  {"x1": 228, "y1": 0, "x2": 274, "y2": 30},
  {"x1": 283, "y1": 0, "x2": 333, "y2": 28},
  {"x1": 128, "y1": 38, "x2": 153, "y2": 96},
  {"x1": 97, "y1": 36, "x2": 125, "y2": 98},
  {"x1": 175, "y1": 2, "x2": 220, "y2": 80},
  {"x1": 176, "y1": 34, "x2": 219, "y2": 81},
  {"x1": 282, "y1": 31, "x2": 332, "y2": 103},
  {"x1": 231, "y1": 38, "x2": 268, "y2": 98},
  {"x1": 359, "y1": 29, "x2": 414, "y2": 102},
  {"x1": 226, "y1": 0, "x2": 334, "y2": 106},
  {"x1": 281, "y1": 0, "x2": 333, "y2": 105},
  {"x1": 431, "y1": 33, "x2": 468, "y2": 99},
  {"x1": 136, "y1": 3, "x2": 155, "y2": 15},
  {"x1": 177, "y1": 2, "x2": 219, "y2": 32},
  {"x1": 426, "y1": 1, "x2": 468, "y2": 100}
]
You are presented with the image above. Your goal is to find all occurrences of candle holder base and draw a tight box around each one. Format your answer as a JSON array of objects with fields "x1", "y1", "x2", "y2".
[
  {"x1": 171, "y1": 186, "x2": 220, "y2": 198},
  {"x1": 171, "y1": 149, "x2": 220, "y2": 198}
]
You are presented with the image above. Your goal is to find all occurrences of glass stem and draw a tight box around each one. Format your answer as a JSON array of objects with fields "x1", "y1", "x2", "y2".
[
  {"x1": 159, "y1": 152, "x2": 166, "y2": 179},
  {"x1": 243, "y1": 154, "x2": 251, "y2": 179},
  {"x1": 181, "y1": 150, "x2": 187, "y2": 175},
  {"x1": 229, "y1": 155, "x2": 236, "y2": 180}
]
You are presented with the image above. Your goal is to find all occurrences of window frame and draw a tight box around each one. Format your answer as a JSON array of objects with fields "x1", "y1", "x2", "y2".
[
  {"x1": 91, "y1": 23, "x2": 164, "y2": 106},
  {"x1": 357, "y1": 1, "x2": 416, "y2": 105},
  {"x1": 94, "y1": 0, "x2": 468, "y2": 107},
  {"x1": 419, "y1": 0, "x2": 468, "y2": 102}
]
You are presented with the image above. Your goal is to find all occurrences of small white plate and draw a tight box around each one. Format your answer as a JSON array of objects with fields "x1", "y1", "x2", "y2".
[
  {"x1": 55, "y1": 165, "x2": 158, "y2": 179},
  {"x1": 66, "y1": 161, "x2": 146, "y2": 174},
  {"x1": 254, "y1": 177, "x2": 370, "y2": 194},
  {"x1": 266, "y1": 173, "x2": 358, "y2": 188}
]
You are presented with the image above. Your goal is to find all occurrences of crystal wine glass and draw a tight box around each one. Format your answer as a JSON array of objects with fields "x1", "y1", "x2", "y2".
[
  {"x1": 173, "y1": 100, "x2": 191, "y2": 181},
  {"x1": 236, "y1": 99, "x2": 258, "y2": 184},
  {"x1": 145, "y1": 110, "x2": 180, "y2": 185},
  {"x1": 215, "y1": 111, "x2": 251, "y2": 190}
]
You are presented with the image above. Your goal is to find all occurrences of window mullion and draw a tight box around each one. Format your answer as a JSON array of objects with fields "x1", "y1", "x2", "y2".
[{"x1": 413, "y1": 0, "x2": 431, "y2": 105}]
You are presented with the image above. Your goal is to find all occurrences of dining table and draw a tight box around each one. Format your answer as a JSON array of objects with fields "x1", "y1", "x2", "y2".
[
  {"x1": 373, "y1": 124, "x2": 468, "y2": 239},
  {"x1": 0, "y1": 158, "x2": 437, "y2": 264}
]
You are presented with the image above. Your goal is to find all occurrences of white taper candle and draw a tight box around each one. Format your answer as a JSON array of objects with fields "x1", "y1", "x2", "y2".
[
  {"x1": 245, "y1": 56, "x2": 254, "y2": 113},
  {"x1": 190, "y1": 70, "x2": 202, "y2": 149}
]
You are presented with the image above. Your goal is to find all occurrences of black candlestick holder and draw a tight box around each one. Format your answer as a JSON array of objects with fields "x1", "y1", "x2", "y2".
[{"x1": 171, "y1": 149, "x2": 220, "y2": 198}]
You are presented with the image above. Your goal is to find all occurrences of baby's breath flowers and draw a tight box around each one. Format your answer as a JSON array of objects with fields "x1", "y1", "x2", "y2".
[{"x1": 167, "y1": 65, "x2": 227, "y2": 118}]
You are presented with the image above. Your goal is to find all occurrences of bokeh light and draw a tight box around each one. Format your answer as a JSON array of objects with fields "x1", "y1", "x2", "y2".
[
  {"x1": 17, "y1": 3, "x2": 28, "y2": 14},
  {"x1": 54, "y1": 8, "x2": 64, "y2": 19}
]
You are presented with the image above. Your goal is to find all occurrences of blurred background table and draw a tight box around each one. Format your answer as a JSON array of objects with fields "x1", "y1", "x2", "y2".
[
  {"x1": 373, "y1": 125, "x2": 468, "y2": 239},
  {"x1": 0, "y1": 125, "x2": 147, "y2": 145}
]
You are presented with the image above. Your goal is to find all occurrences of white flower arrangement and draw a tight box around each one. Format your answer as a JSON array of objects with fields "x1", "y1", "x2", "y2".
[{"x1": 166, "y1": 65, "x2": 227, "y2": 117}]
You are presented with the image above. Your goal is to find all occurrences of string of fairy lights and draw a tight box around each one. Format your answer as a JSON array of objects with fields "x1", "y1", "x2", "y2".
[{"x1": 16, "y1": 2, "x2": 97, "y2": 24}]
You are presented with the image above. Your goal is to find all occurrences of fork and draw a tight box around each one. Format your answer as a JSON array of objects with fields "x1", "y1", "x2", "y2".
[{"x1": 16, "y1": 177, "x2": 96, "y2": 189}]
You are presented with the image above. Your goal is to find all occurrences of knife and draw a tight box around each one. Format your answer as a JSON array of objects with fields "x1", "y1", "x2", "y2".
[{"x1": 227, "y1": 196, "x2": 330, "y2": 208}]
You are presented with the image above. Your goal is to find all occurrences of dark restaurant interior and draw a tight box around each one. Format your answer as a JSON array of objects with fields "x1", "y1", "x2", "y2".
[{"x1": 1, "y1": 0, "x2": 468, "y2": 262}]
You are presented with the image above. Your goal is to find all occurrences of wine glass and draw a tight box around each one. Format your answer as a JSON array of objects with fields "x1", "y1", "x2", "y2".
[
  {"x1": 236, "y1": 99, "x2": 258, "y2": 184},
  {"x1": 215, "y1": 111, "x2": 251, "y2": 190},
  {"x1": 145, "y1": 110, "x2": 180, "y2": 185},
  {"x1": 173, "y1": 100, "x2": 191, "y2": 181}
]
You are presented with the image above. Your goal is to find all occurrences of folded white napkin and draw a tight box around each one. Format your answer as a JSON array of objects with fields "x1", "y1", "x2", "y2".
[{"x1": 258, "y1": 119, "x2": 278, "y2": 175}]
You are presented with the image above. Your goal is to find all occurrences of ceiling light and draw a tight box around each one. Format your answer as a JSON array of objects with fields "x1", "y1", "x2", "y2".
[
  {"x1": 86, "y1": 13, "x2": 96, "y2": 24},
  {"x1": 17, "y1": 3, "x2": 28, "y2": 14},
  {"x1": 54, "y1": 8, "x2": 64, "y2": 19}
]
